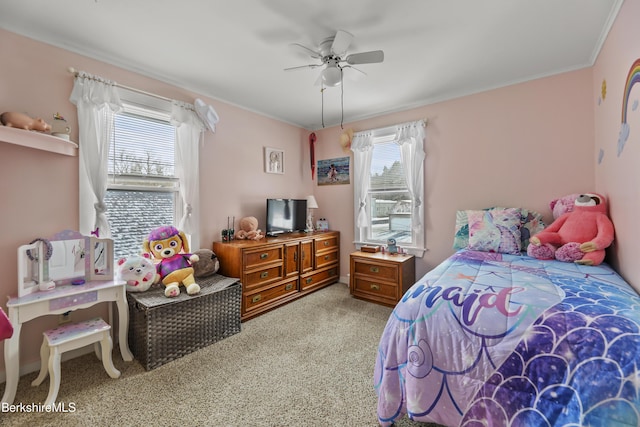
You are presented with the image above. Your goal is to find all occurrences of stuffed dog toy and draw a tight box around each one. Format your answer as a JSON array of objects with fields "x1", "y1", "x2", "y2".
[{"x1": 143, "y1": 226, "x2": 200, "y2": 297}]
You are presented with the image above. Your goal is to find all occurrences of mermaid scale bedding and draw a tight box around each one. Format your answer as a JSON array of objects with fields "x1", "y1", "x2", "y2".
[{"x1": 375, "y1": 250, "x2": 640, "y2": 427}]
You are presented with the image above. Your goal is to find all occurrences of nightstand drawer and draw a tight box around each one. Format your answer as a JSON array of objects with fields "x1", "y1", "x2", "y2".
[
  {"x1": 352, "y1": 278, "x2": 397, "y2": 300},
  {"x1": 349, "y1": 251, "x2": 415, "y2": 307},
  {"x1": 353, "y1": 260, "x2": 398, "y2": 282},
  {"x1": 244, "y1": 245, "x2": 284, "y2": 269}
]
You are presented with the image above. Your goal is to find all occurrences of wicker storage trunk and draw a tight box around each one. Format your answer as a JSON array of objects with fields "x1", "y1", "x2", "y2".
[{"x1": 127, "y1": 274, "x2": 241, "y2": 370}]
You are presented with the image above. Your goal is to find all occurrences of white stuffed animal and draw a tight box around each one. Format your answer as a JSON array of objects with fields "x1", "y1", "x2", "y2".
[{"x1": 117, "y1": 255, "x2": 157, "y2": 292}]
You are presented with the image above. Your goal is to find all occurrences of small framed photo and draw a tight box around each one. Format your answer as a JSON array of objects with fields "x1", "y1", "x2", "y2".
[{"x1": 265, "y1": 147, "x2": 284, "y2": 174}]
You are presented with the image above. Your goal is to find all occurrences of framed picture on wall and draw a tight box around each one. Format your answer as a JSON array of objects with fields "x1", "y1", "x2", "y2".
[
  {"x1": 264, "y1": 147, "x2": 285, "y2": 174},
  {"x1": 318, "y1": 156, "x2": 350, "y2": 185}
]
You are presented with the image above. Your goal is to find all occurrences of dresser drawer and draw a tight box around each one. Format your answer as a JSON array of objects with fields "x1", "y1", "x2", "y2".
[
  {"x1": 315, "y1": 235, "x2": 339, "y2": 253},
  {"x1": 353, "y1": 260, "x2": 398, "y2": 282},
  {"x1": 300, "y1": 266, "x2": 339, "y2": 291},
  {"x1": 353, "y1": 277, "x2": 398, "y2": 300},
  {"x1": 315, "y1": 249, "x2": 338, "y2": 269},
  {"x1": 244, "y1": 279, "x2": 298, "y2": 313},
  {"x1": 244, "y1": 265, "x2": 283, "y2": 290},
  {"x1": 243, "y1": 245, "x2": 284, "y2": 269}
]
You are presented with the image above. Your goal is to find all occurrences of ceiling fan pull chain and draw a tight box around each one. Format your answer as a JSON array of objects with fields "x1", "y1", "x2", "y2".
[
  {"x1": 340, "y1": 69, "x2": 344, "y2": 129},
  {"x1": 321, "y1": 85, "x2": 325, "y2": 128}
]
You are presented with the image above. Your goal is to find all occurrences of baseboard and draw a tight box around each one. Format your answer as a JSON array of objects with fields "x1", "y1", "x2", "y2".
[{"x1": 0, "y1": 345, "x2": 94, "y2": 385}]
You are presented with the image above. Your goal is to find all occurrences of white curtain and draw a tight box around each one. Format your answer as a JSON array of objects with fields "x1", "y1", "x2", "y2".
[
  {"x1": 396, "y1": 121, "x2": 426, "y2": 232},
  {"x1": 70, "y1": 72, "x2": 122, "y2": 238},
  {"x1": 351, "y1": 132, "x2": 375, "y2": 241},
  {"x1": 171, "y1": 101, "x2": 204, "y2": 250}
]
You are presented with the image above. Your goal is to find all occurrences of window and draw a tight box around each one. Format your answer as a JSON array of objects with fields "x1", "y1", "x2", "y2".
[
  {"x1": 352, "y1": 121, "x2": 425, "y2": 256},
  {"x1": 72, "y1": 73, "x2": 202, "y2": 262},
  {"x1": 369, "y1": 137, "x2": 412, "y2": 244},
  {"x1": 105, "y1": 104, "x2": 179, "y2": 259}
]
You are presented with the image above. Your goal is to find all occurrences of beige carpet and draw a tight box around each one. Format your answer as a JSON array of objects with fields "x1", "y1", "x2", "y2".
[{"x1": 1, "y1": 283, "x2": 444, "y2": 427}]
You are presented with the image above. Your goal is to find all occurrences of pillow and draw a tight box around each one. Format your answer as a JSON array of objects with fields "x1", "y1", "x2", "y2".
[
  {"x1": 453, "y1": 210, "x2": 473, "y2": 249},
  {"x1": 466, "y1": 208, "x2": 522, "y2": 254},
  {"x1": 519, "y1": 208, "x2": 545, "y2": 248},
  {"x1": 453, "y1": 207, "x2": 545, "y2": 250}
]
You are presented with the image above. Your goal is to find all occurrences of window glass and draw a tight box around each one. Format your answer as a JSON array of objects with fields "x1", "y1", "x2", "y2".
[
  {"x1": 369, "y1": 141, "x2": 412, "y2": 244},
  {"x1": 107, "y1": 107, "x2": 177, "y2": 259}
]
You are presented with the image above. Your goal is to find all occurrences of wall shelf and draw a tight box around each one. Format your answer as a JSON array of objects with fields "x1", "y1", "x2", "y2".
[{"x1": 0, "y1": 126, "x2": 77, "y2": 156}]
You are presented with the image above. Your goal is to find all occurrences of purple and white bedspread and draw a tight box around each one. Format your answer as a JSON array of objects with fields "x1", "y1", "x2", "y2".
[{"x1": 375, "y1": 249, "x2": 640, "y2": 427}]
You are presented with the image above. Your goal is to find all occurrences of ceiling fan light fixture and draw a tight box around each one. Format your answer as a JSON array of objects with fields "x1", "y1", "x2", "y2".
[{"x1": 322, "y1": 66, "x2": 342, "y2": 87}]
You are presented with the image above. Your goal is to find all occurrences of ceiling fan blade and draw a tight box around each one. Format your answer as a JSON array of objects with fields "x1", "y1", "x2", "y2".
[
  {"x1": 284, "y1": 64, "x2": 323, "y2": 71},
  {"x1": 342, "y1": 65, "x2": 367, "y2": 76},
  {"x1": 342, "y1": 66, "x2": 366, "y2": 83},
  {"x1": 345, "y1": 50, "x2": 384, "y2": 65},
  {"x1": 331, "y1": 30, "x2": 354, "y2": 56},
  {"x1": 289, "y1": 43, "x2": 322, "y2": 59}
]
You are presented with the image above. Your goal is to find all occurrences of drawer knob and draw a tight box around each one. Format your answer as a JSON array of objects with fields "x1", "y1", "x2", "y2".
[
  {"x1": 370, "y1": 266, "x2": 379, "y2": 273},
  {"x1": 370, "y1": 284, "x2": 380, "y2": 291},
  {"x1": 260, "y1": 253, "x2": 268, "y2": 259},
  {"x1": 306, "y1": 277, "x2": 313, "y2": 284},
  {"x1": 324, "y1": 255, "x2": 329, "y2": 261},
  {"x1": 324, "y1": 241, "x2": 329, "y2": 246},
  {"x1": 260, "y1": 271, "x2": 269, "y2": 279},
  {"x1": 285, "y1": 283, "x2": 293, "y2": 291},
  {"x1": 252, "y1": 294, "x2": 262, "y2": 303}
]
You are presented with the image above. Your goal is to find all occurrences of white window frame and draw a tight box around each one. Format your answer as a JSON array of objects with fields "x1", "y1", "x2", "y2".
[
  {"x1": 108, "y1": 102, "x2": 181, "y2": 219},
  {"x1": 106, "y1": 91, "x2": 182, "y2": 257},
  {"x1": 352, "y1": 121, "x2": 426, "y2": 257}
]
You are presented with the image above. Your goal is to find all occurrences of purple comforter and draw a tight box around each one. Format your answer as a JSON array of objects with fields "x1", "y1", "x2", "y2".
[{"x1": 375, "y1": 250, "x2": 640, "y2": 426}]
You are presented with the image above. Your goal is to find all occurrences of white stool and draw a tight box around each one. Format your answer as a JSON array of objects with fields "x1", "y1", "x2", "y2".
[{"x1": 31, "y1": 317, "x2": 121, "y2": 405}]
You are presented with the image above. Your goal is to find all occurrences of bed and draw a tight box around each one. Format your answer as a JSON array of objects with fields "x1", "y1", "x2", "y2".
[{"x1": 374, "y1": 249, "x2": 640, "y2": 426}]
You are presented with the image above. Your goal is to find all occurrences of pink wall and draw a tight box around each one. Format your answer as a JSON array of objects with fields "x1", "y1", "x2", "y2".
[
  {"x1": 0, "y1": 30, "x2": 312, "y2": 375},
  {"x1": 593, "y1": 0, "x2": 640, "y2": 289},
  {"x1": 314, "y1": 68, "x2": 596, "y2": 280}
]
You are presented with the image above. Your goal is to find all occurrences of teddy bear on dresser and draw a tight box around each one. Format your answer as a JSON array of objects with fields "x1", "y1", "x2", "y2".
[
  {"x1": 235, "y1": 216, "x2": 264, "y2": 240},
  {"x1": 527, "y1": 193, "x2": 614, "y2": 266},
  {"x1": 143, "y1": 226, "x2": 200, "y2": 297}
]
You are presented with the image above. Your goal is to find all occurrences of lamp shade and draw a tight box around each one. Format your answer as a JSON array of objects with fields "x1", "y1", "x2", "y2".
[
  {"x1": 306, "y1": 195, "x2": 319, "y2": 209},
  {"x1": 321, "y1": 66, "x2": 342, "y2": 87}
]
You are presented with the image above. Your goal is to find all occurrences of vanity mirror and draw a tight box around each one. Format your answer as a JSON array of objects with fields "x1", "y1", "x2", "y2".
[{"x1": 17, "y1": 230, "x2": 114, "y2": 297}]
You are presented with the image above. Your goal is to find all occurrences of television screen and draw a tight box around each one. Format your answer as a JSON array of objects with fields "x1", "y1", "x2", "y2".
[{"x1": 266, "y1": 199, "x2": 307, "y2": 235}]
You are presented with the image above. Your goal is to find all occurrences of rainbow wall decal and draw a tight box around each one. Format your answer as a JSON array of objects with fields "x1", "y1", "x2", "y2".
[{"x1": 618, "y1": 58, "x2": 640, "y2": 156}]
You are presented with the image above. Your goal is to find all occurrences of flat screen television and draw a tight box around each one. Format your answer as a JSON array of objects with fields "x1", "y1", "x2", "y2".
[{"x1": 266, "y1": 198, "x2": 307, "y2": 236}]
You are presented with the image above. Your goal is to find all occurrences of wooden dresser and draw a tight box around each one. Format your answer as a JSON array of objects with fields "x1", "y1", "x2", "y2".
[
  {"x1": 350, "y1": 251, "x2": 415, "y2": 307},
  {"x1": 213, "y1": 231, "x2": 340, "y2": 321}
]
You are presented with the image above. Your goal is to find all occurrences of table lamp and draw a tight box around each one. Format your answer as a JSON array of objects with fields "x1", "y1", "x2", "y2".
[{"x1": 306, "y1": 195, "x2": 319, "y2": 232}]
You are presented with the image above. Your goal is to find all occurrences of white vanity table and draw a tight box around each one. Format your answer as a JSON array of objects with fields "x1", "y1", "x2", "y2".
[{"x1": 1, "y1": 230, "x2": 133, "y2": 405}]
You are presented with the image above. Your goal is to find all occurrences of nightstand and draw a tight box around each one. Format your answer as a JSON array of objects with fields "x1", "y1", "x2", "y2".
[{"x1": 349, "y1": 251, "x2": 416, "y2": 307}]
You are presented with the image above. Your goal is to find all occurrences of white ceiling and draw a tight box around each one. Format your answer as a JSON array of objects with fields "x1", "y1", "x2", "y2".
[{"x1": 0, "y1": 0, "x2": 622, "y2": 130}]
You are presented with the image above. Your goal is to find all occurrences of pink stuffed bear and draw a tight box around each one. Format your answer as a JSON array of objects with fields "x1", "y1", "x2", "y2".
[
  {"x1": 527, "y1": 193, "x2": 614, "y2": 265},
  {"x1": 550, "y1": 193, "x2": 580, "y2": 220}
]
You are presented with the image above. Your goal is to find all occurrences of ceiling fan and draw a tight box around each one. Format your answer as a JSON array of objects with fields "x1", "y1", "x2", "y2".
[{"x1": 285, "y1": 30, "x2": 384, "y2": 87}]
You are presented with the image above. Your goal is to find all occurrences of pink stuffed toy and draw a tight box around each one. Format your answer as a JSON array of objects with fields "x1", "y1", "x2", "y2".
[
  {"x1": 550, "y1": 193, "x2": 580, "y2": 219},
  {"x1": 527, "y1": 193, "x2": 614, "y2": 265}
]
